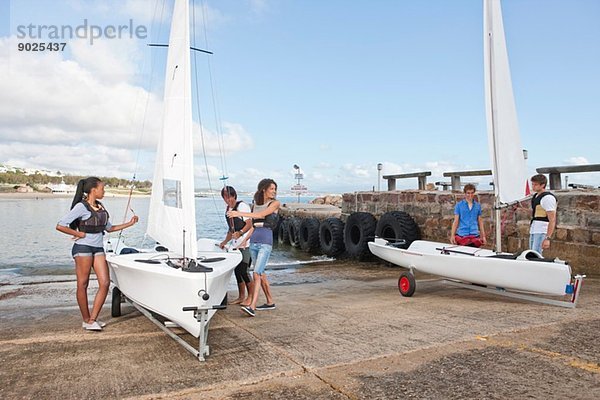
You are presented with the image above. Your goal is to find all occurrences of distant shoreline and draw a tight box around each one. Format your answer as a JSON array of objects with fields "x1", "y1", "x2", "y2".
[{"x1": 0, "y1": 191, "x2": 150, "y2": 200}]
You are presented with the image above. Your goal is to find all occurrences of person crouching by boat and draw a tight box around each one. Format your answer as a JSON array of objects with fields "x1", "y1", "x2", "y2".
[
  {"x1": 450, "y1": 183, "x2": 487, "y2": 248},
  {"x1": 529, "y1": 174, "x2": 557, "y2": 255},
  {"x1": 227, "y1": 178, "x2": 280, "y2": 317},
  {"x1": 56, "y1": 177, "x2": 138, "y2": 331},
  {"x1": 219, "y1": 185, "x2": 255, "y2": 305}
]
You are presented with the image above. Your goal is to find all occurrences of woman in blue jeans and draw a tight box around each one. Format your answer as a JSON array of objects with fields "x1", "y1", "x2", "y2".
[{"x1": 228, "y1": 178, "x2": 280, "y2": 317}]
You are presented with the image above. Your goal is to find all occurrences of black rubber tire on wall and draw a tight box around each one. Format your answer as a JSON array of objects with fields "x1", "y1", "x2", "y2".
[
  {"x1": 299, "y1": 218, "x2": 320, "y2": 252},
  {"x1": 344, "y1": 212, "x2": 377, "y2": 260},
  {"x1": 272, "y1": 217, "x2": 282, "y2": 244},
  {"x1": 375, "y1": 211, "x2": 421, "y2": 249},
  {"x1": 278, "y1": 219, "x2": 290, "y2": 245},
  {"x1": 287, "y1": 217, "x2": 301, "y2": 248},
  {"x1": 319, "y1": 217, "x2": 345, "y2": 257},
  {"x1": 111, "y1": 286, "x2": 122, "y2": 318}
]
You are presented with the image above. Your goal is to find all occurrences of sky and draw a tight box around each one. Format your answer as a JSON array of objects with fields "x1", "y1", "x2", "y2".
[{"x1": 0, "y1": 0, "x2": 598, "y2": 194}]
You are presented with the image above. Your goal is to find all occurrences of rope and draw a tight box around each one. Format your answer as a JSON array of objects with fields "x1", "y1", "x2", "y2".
[
  {"x1": 200, "y1": 0, "x2": 228, "y2": 180},
  {"x1": 113, "y1": 0, "x2": 167, "y2": 252},
  {"x1": 191, "y1": 0, "x2": 233, "y2": 229},
  {"x1": 499, "y1": 199, "x2": 529, "y2": 236}
]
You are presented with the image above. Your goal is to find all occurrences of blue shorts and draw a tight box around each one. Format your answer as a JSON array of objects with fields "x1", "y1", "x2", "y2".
[
  {"x1": 72, "y1": 244, "x2": 105, "y2": 258},
  {"x1": 249, "y1": 242, "x2": 272, "y2": 275}
]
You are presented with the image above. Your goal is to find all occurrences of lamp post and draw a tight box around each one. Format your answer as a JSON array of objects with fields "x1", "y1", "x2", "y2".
[{"x1": 377, "y1": 163, "x2": 383, "y2": 191}]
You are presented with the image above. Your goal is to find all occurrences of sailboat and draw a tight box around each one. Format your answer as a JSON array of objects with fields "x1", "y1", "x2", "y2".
[
  {"x1": 106, "y1": 0, "x2": 241, "y2": 360},
  {"x1": 368, "y1": 0, "x2": 584, "y2": 307}
]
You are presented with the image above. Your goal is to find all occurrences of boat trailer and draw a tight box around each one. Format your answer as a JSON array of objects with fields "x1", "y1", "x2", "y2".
[
  {"x1": 399, "y1": 268, "x2": 586, "y2": 309},
  {"x1": 112, "y1": 287, "x2": 224, "y2": 361},
  {"x1": 442, "y1": 274, "x2": 586, "y2": 309}
]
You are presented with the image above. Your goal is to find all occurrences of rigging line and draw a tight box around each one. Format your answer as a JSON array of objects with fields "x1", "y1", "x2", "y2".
[
  {"x1": 131, "y1": 0, "x2": 167, "y2": 183},
  {"x1": 200, "y1": 0, "x2": 228, "y2": 180},
  {"x1": 191, "y1": 0, "x2": 223, "y2": 217},
  {"x1": 197, "y1": 0, "x2": 231, "y2": 233},
  {"x1": 115, "y1": 0, "x2": 166, "y2": 251}
]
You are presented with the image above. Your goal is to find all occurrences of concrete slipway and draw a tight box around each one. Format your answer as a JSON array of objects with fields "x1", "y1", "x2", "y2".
[{"x1": 1, "y1": 262, "x2": 599, "y2": 399}]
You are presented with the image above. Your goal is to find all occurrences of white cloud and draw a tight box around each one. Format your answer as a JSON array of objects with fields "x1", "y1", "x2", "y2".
[
  {"x1": 248, "y1": 0, "x2": 270, "y2": 15},
  {"x1": 63, "y1": 0, "x2": 163, "y2": 24},
  {"x1": 0, "y1": 35, "x2": 253, "y2": 180},
  {"x1": 565, "y1": 156, "x2": 589, "y2": 166},
  {"x1": 191, "y1": 122, "x2": 254, "y2": 160},
  {"x1": 121, "y1": 0, "x2": 166, "y2": 24},
  {"x1": 0, "y1": 142, "x2": 137, "y2": 178},
  {"x1": 340, "y1": 163, "x2": 372, "y2": 178},
  {"x1": 316, "y1": 162, "x2": 332, "y2": 169},
  {"x1": 1, "y1": 37, "x2": 159, "y2": 150},
  {"x1": 70, "y1": 38, "x2": 142, "y2": 83},
  {"x1": 191, "y1": 2, "x2": 229, "y2": 31}
]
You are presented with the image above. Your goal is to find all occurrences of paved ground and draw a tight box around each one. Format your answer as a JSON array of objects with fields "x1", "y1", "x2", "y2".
[{"x1": 1, "y1": 262, "x2": 598, "y2": 399}]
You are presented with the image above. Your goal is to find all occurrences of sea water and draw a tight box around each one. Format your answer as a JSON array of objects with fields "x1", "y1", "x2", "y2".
[{"x1": 0, "y1": 195, "x2": 334, "y2": 285}]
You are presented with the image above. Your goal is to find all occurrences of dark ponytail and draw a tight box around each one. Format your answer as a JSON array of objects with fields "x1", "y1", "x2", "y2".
[{"x1": 70, "y1": 179, "x2": 86, "y2": 210}]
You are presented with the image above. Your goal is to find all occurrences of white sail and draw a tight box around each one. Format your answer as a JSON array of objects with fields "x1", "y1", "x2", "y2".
[
  {"x1": 147, "y1": 0, "x2": 197, "y2": 258},
  {"x1": 484, "y1": 0, "x2": 529, "y2": 204}
]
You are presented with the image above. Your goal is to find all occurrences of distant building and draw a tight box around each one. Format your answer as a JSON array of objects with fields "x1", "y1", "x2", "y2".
[
  {"x1": 48, "y1": 180, "x2": 76, "y2": 193},
  {"x1": 15, "y1": 185, "x2": 33, "y2": 193}
]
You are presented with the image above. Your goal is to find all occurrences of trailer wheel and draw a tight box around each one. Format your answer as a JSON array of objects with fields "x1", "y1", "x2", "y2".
[
  {"x1": 398, "y1": 272, "x2": 416, "y2": 297},
  {"x1": 111, "y1": 286, "x2": 122, "y2": 317}
]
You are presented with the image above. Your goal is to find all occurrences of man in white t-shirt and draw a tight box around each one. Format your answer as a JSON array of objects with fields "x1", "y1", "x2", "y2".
[
  {"x1": 529, "y1": 174, "x2": 557, "y2": 255},
  {"x1": 219, "y1": 186, "x2": 254, "y2": 305}
]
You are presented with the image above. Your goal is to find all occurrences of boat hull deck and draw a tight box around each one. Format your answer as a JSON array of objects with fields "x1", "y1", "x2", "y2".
[
  {"x1": 107, "y1": 239, "x2": 241, "y2": 338},
  {"x1": 368, "y1": 239, "x2": 572, "y2": 296}
]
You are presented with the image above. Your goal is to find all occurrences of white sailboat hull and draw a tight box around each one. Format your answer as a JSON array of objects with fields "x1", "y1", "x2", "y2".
[
  {"x1": 368, "y1": 239, "x2": 572, "y2": 296},
  {"x1": 107, "y1": 239, "x2": 241, "y2": 337}
]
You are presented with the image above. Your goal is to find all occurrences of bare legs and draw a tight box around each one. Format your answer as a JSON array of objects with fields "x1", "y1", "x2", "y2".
[
  {"x1": 247, "y1": 272, "x2": 273, "y2": 310},
  {"x1": 75, "y1": 256, "x2": 93, "y2": 322},
  {"x1": 244, "y1": 280, "x2": 255, "y2": 305},
  {"x1": 238, "y1": 280, "x2": 255, "y2": 306},
  {"x1": 74, "y1": 255, "x2": 110, "y2": 323},
  {"x1": 230, "y1": 283, "x2": 246, "y2": 305},
  {"x1": 90, "y1": 255, "x2": 110, "y2": 321},
  {"x1": 232, "y1": 280, "x2": 255, "y2": 305}
]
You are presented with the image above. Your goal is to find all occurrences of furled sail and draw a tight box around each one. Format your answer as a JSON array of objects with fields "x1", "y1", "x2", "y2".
[
  {"x1": 147, "y1": 0, "x2": 197, "y2": 258},
  {"x1": 484, "y1": 0, "x2": 529, "y2": 204}
]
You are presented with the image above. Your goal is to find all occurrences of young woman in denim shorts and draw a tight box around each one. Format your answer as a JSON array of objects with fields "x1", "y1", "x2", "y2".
[
  {"x1": 56, "y1": 177, "x2": 138, "y2": 331},
  {"x1": 227, "y1": 178, "x2": 280, "y2": 317}
]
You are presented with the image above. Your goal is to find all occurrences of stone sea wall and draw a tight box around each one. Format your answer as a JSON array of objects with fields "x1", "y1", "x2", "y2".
[{"x1": 342, "y1": 190, "x2": 600, "y2": 276}]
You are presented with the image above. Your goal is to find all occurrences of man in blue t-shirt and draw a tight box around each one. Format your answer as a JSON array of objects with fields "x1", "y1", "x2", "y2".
[{"x1": 450, "y1": 184, "x2": 486, "y2": 248}]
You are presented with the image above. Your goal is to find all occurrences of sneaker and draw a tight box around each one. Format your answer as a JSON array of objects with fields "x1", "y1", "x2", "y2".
[
  {"x1": 82, "y1": 320, "x2": 106, "y2": 328},
  {"x1": 241, "y1": 306, "x2": 255, "y2": 317},
  {"x1": 83, "y1": 321, "x2": 103, "y2": 331},
  {"x1": 256, "y1": 303, "x2": 276, "y2": 311}
]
